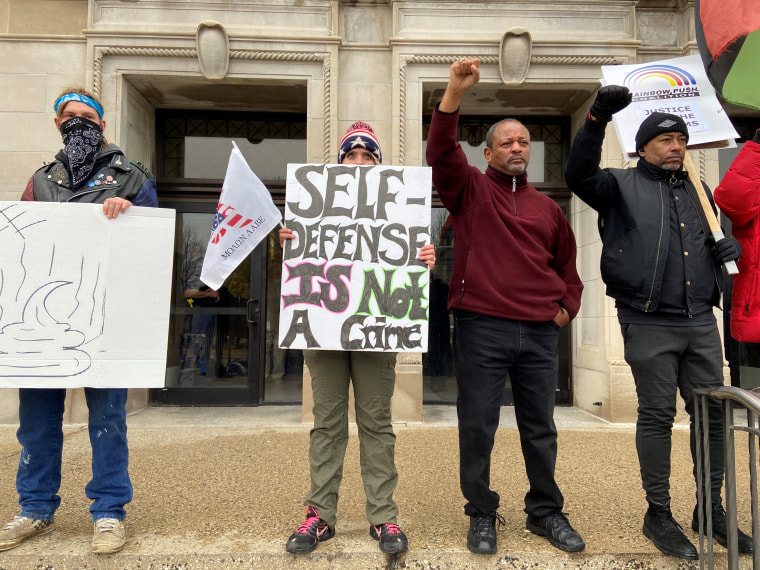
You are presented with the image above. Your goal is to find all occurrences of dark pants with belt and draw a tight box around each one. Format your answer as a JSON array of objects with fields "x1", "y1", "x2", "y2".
[
  {"x1": 622, "y1": 322, "x2": 725, "y2": 506},
  {"x1": 454, "y1": 309, "x2": 564, "y2": 518}
]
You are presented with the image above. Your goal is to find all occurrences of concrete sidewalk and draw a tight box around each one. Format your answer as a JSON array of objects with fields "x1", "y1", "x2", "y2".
[{"x1": 0, "y1": 405, "x2": 755, "y2": 569}]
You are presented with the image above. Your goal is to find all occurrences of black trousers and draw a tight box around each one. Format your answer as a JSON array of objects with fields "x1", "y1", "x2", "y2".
[
  {"x1": 454, "y1": 309, "x2": 564, "y2": 517},
  {"x1": 622, "y1": 322, "x2": 725, "y2": 505}
]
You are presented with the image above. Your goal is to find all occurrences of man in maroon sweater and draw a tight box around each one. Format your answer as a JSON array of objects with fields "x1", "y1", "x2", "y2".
[{"x1": 426, "y1": 58, "x2": 584, "y2": 555}]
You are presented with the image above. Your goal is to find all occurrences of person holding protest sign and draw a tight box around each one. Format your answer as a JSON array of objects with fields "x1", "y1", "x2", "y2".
[
  {"x1": 426, "y1": 59, "x2": 585, "y2": 555},
  {"x1": 565, "y1": 85, "x2": 751, "y2": 559},
  {"x1": 280, "y1": 121, "x2": 435, "y2": 555},
  {"x1": 0, "y1": 86, "x2": 157, "y2": 554},
  {"x1": 714, "y1": 129, "x2": 760, "y2": 343}
]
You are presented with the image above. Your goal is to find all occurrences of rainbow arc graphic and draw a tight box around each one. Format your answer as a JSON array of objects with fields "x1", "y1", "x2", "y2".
[{"x1": 624, "y1": 64, "x2": 698, "y2": 90}]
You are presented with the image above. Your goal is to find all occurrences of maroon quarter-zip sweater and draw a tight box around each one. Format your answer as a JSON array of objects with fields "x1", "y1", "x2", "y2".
[{"x1": 426, "y1": 107, "x2": 582, "y2": 321}]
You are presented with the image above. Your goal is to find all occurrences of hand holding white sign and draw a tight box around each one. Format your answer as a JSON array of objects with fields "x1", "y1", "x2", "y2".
[{"x1": 599, "y1": 55, "x2": 740, "y2": 275}]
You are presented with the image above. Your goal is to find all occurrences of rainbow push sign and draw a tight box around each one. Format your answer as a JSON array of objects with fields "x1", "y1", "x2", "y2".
[
  {"x1": 625, "y1": 64, "x2": 699, "y2": 100},
  {"x1": 602, "y1": 55, "x2": 738, "y2": 156}
]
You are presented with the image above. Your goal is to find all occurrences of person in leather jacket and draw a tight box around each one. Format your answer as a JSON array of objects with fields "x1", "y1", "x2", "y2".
[
  {"x1": 565, "y1": 85, "x2": 750, "y2": 560},
  {"x1": 0, "y1": 86, "x2": 157, "y2": 555}
]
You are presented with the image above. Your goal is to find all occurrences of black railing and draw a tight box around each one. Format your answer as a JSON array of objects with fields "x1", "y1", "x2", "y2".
[{"x1": 694, "y1": 386, "x2": 760, "y2": 569}]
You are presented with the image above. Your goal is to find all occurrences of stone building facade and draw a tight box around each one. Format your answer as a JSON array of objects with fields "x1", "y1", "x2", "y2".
[{"x1": 1, "y1": 0, "x2": 756, "y2": 424}]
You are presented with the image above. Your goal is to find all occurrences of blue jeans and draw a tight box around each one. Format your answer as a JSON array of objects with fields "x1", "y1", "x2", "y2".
[
  {"x1": 454, "y1": 309, "x2": 564, "y2": 518},
  {"x1": 16, "y1": 388, "x2": 133, "y2": 522}
]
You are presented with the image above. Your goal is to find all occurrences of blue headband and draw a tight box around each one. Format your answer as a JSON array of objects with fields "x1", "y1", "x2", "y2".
[{"x1": 53, "y1": 93, "x2": 104, "y2": 119}]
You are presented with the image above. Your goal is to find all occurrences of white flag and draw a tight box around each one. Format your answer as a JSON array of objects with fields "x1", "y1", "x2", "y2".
[{"x1": 200, "y1": 142, "x2": 281, "y2": 289}]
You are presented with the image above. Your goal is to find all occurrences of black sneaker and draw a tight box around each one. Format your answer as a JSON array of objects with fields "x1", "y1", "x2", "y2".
[
  {"x1": 692, "y1": 502, "x2": 753, "y2": 554},
  {"x1": 643, "y1": 503, "x2": 698, "y2": 560},
  {"x1": 526, "y1": 512, "x2": 586, "y2": 552},
  {"x1": 285, "y1": 507, "x2": 335, "y2": 554},
  {"x1": 466, "y1": 511, "x2": 504, "y2": 555},
  {"x1": 369, "y1": 523, "x2": 408, "y2": 554}
]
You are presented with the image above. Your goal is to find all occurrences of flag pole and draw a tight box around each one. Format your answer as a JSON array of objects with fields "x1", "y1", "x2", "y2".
[{"x1": 683, "y1": 150, "x2": 739, "y2": 275}]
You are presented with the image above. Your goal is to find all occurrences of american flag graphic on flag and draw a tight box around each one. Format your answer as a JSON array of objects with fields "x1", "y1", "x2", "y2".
[{"x1": 210, "y1": 204, "x2": 254, "y2": 244}]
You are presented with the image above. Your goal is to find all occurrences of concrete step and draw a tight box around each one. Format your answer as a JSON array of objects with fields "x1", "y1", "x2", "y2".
[{"x1": 0, "y1": 543, "x2": 743, "y2": 570}]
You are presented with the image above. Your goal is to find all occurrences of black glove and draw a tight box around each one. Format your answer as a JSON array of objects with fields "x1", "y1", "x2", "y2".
[
  {"x1": 712, "y1": 236, "x2": 742, "y2": 264},
  {"x1": 589, "y1": 85, "x2": 633, "y2": 122},
  {"x1": 753, "y1": 128, "x2": 760, "y2": 144}
]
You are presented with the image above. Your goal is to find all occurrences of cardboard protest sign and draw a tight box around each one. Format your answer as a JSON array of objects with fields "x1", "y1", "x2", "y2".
[
  {"x1": 0, "y1": 202, "x2": 175, "y2": 388},
  {"x1": 279, "y1": 164, "x2": 432, "y2": 352},
  {"x1": 601, "y1": 54, "x2": 739, "y2": 156}
]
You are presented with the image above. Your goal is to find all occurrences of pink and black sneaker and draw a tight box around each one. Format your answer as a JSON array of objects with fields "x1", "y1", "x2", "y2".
[
  {"x1": 285, "y1": 506, "x2": 335, "y2": 554},
  {"x1": 370, "y1": 522, "x2": 408, "y2": 554}
]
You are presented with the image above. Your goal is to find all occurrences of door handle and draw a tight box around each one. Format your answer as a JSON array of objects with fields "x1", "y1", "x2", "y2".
[{"x1": 247, "y1": 298, "x2": 260, "y2": 340}]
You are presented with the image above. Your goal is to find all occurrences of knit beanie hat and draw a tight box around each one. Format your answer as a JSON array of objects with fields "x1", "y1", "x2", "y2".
[
  {"x1": 338, "y1": 121, "x2": 382, "y2": 164},
  {"x1": 635, "y1": 112, "x2": 689, "y2": 151}
]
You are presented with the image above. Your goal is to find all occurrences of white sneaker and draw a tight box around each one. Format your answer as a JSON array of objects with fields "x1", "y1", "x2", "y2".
[
  {"x1": 92, "y1": 518, "x2": 126, "y2": 554},
  {"x1": 0, "y1": 515, "x2": 55, "y2": 551}
]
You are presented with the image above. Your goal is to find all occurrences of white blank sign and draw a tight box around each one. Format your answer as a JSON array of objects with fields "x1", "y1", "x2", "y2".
[{"x1": 0, "y1": 202, "x2": 175, "y2": 388}]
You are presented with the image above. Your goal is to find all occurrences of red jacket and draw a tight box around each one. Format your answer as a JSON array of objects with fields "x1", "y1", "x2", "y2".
[
  {"x1": 426, "y1": 107, "x2": 583, "y2": 321},
  {"x1": 714, "y1": 140, "x2": 760, "y2": 341}
]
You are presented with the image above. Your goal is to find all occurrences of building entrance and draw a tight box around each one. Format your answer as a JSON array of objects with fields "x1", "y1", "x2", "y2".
[{"x1": 151, "y1": 109, "x2": 307, "y2": 405}]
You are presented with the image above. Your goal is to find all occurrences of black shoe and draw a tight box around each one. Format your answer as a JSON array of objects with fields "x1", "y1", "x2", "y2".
[
  {"x1": 285, "y1": 507, "x2": 335, "y2": 554},
  {"x1": 466, "y1": 511, "x2": 504, "y2": 555},
  {"x1": 643, "y1": 504, "x2": 698, "y2": 560},
  {"x1": 526, "y1": 512, "x2": 586, "y2": 552},
  {"x1": 692, "y1": 502, "x2": 753, "y2": 554},
  {"x1": 369, "y1": 523, "x2": 408, "y2": 554}
]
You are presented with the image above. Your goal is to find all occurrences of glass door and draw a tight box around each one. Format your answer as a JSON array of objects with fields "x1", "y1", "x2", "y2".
[
  {"x1": 152, "y1": 108, "x2": 308, "y2": 405},
  {"x1": 153, "y1": 206, "x2": 266, "y2": 405}
]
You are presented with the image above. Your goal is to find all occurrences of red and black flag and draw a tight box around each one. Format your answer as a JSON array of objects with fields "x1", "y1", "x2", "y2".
[{"x1": 695, "y1": 0, "x2": 760, "y2": 110}]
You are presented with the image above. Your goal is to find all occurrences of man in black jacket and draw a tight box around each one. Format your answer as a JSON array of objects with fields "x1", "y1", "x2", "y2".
[{"x1": 565, "y1": 86, "x2": 751, "y2": 560}]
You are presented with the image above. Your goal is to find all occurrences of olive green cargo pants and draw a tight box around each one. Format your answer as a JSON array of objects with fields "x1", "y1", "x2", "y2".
[{"x1": 304, "y1": 350, "x2": 399, "y2": 528}]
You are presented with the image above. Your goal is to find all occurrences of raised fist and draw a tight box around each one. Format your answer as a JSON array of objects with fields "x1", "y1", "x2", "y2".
[
  {"x1": 590, "y1": 85, "x2": 632, "y2": 122},
  {"x1": 449, "y1": 58, "x2": 480, "y2": 93}
]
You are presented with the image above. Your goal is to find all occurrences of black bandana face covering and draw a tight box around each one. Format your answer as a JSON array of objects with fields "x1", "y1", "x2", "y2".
[{"x1": 60, "y1": 116, "x2": 104, "y2": 189}]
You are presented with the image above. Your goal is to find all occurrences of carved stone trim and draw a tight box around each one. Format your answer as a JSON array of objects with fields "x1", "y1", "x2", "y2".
[
  {"x1": 398, "y1": 54, "x2": 624, "y2": 164},
  {"x1": 321, "y1": 59, "x2": 331, "y2": 162},
  {"x1": 398, "y1": 57, "x2": 408, "y2": 166},
  {"x1": 93, "y1": 47, "x2": 197, "y2": 98},
  {"x1": 531, "y1": 56, "x2": 623, "y2": 66},
  {"x1": 698, "y1": 149, "x2": 706, "y2": 182},
  {"x1": 499, "y1": 28, "x2": 532, "y2": 85},
  {"x1": 92, "y1": 46, "x2": 332, "y2": 161},
  {"x1": 196, "y1": 21, "x2": 229, "y2": 81}
]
